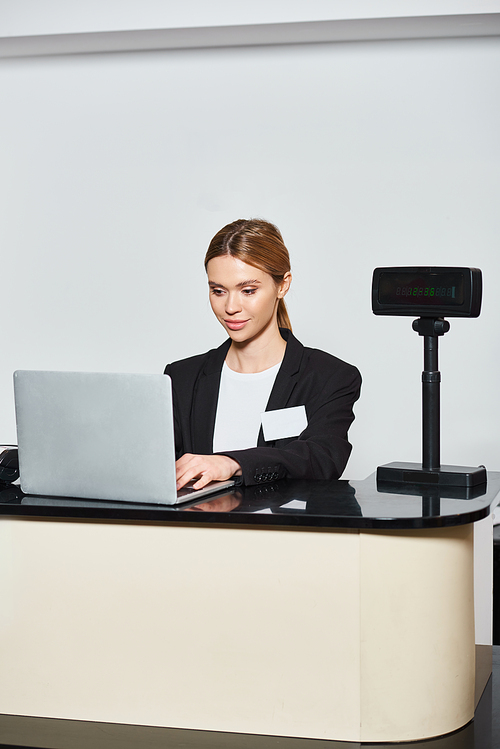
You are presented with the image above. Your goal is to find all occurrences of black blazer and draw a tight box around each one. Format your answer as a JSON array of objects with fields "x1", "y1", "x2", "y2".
[{"x1": 164, "y1": 329, "x2": 361, "y2": 486}]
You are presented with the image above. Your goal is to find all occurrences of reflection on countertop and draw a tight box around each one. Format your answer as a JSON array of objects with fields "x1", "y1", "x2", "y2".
[{"x1": 1, "y1": 471, "x2": 499, "y2": 530}]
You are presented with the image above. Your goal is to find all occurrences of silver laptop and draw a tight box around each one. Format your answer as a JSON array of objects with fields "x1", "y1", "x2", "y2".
[{"x1": 13, "y1": 370, "x2": 235, "y2": 505}]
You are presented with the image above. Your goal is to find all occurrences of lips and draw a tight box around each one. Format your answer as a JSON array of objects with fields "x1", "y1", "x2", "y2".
[{"x1": 225, "y1": 319, "x2": 249, "y2": 330}]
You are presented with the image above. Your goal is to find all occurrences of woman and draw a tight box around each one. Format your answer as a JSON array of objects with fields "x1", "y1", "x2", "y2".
[{"x1": 165, "y1": 219, "x2": 361, "y2": 490}]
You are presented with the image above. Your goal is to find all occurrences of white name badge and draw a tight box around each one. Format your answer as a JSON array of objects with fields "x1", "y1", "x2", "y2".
[{"x1": 261, "y1": 405, "x2": 308, "y2": 442}]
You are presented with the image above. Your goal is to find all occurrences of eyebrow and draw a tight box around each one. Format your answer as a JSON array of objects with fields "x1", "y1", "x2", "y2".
[{"x1": 208, "y1": 279, "x2": 262, "y2": 289}]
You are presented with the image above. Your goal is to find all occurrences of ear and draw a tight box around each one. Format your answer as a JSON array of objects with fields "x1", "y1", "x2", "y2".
[{"x1": 277, "y1": 272, "x2": 292, "y2": 299}]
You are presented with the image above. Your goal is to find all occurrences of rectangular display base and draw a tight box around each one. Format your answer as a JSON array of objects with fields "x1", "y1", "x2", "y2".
[{"x1": 377, "y1": 462, "x2": 487, "y2": 488}]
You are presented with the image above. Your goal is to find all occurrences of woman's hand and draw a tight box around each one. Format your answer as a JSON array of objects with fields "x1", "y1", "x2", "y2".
[{"x1": 176, "y1": 453, "x2": 242, "y2": 490}]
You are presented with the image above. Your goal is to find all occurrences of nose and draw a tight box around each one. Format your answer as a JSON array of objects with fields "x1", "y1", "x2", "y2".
[{"x1": 225, "y1": 292, "x2": 242, "y2": 315}]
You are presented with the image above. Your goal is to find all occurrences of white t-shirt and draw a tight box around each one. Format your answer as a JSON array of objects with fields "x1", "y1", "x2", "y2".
[{"x1": 212, "y1": 361, "x2": 281, "y2": 453}]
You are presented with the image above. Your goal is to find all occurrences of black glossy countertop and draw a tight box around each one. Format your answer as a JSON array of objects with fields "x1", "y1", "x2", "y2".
[{"x1": 0, "y1": 471, "x2": 499, "y2": 530}]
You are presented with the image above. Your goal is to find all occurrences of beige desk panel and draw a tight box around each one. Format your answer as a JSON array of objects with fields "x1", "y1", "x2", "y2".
[
  {"x1": 0, "y1": 518, "x2": 474, "y2": 742},
  {"x1": 360, "y1": 526, "x2": 475, "y2": 742}
]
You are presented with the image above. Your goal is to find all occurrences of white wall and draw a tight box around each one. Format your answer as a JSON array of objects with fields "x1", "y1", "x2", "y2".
[
  {"x1": 2, "y1": 0, "x2": 499, "y2": 37},
  {"x1": 0, "y1": 23, "x2": 499, "y2": 483}
]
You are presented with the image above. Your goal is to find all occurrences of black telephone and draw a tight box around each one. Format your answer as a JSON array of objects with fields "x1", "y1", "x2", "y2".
[{"x1": 0, "y1": 446, "x2": 19, "y2": 484}]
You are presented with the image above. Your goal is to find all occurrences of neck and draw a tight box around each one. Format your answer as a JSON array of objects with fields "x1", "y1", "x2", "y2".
[{"x1": 225, "y1": 324, "x2": 286, "y2": 374}]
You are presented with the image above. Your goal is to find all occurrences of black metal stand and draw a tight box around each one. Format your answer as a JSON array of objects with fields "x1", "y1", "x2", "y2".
[{"x1": 377, "y1": 317, "x2": 487, "y2": 489}]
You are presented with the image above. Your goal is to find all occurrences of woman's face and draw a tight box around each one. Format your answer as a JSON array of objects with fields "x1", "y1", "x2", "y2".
[{"x1": 207, "y1": 255, "x2": 290, "y2": 344}]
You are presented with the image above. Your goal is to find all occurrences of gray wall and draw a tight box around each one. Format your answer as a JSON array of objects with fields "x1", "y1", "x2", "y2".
[{"x1": 2, "y1": 29, "x2": 499, "y2": 481}]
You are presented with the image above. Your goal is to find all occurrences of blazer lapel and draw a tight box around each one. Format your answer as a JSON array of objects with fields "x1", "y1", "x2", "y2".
[
  {"x1": 257, "y1": 329, "x2": 305, "y2": 446},
  {"x1": 190, "y1": 338, "x2": 231, "y2": 454}
]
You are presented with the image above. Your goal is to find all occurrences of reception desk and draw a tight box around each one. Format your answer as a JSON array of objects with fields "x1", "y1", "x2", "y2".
[{"x1": 0, "y1": 473, "x2": 499, "y2": 744}]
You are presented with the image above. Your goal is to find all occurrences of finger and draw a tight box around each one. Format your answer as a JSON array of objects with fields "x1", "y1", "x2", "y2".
[
  {"x1": 176, "y1": 455, "x2": 201, "y2": 483},
  {"x1": 176, "y1": 459, "x2": 212, "y2": 490},
  {"x1": 191, "y1": 471, "x2": 216, "y2": 490},
  {"x1": 176, "y1": 467, "x2": 201, "y2": 489},
  {"x1": 175, "y1": 453, "x2": 194, "y2": 470}
]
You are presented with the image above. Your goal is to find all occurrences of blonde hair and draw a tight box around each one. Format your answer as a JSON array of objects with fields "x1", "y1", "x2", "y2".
[{"x1": 204, "y1": 218, "x2": 292, "y2": 330}]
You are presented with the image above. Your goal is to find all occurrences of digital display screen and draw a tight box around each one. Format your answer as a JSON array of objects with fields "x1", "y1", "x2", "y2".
[
  {"x1": 378, "y1": 272, "x2": 465, "y2": 307},
  {"x1": 372, "y1": 267, "x2": 482, "y2": 318}
]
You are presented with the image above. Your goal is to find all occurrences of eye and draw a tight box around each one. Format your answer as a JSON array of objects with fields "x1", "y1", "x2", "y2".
[
  {"x1": 242, "y1": 287, "x2": 257, "y2": 295},
  {"x1": 210, "y1": 287, "x2": 225, "y2": 296}
]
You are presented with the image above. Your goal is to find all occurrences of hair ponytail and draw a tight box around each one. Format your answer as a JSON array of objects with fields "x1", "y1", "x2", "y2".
[{"x1": 277, "y1": 298, "x2": 291, "y2": 331}]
